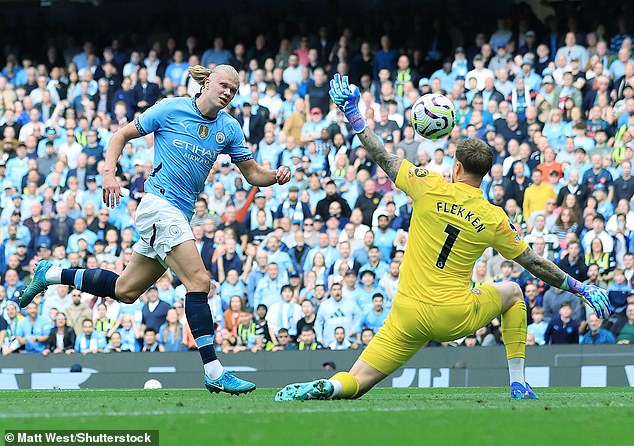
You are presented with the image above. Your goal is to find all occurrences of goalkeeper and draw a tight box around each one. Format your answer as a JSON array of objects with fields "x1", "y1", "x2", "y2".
[{"x1": 276, "y1": 74, "x2": 612, "y2": 401}]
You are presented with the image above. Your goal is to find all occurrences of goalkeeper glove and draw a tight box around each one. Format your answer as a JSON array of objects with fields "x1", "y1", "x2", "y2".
[
  {"x1": 329, "y1": 73, "x2": 366, "y2": 133},
  {"x1": 562, "y1": 275, "x2": 612, "y2": 319}
]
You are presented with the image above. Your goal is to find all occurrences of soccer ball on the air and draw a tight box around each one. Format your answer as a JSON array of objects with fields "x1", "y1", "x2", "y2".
[{"x1": 411, "y1": 93, "x2": 456, "y2": 140}]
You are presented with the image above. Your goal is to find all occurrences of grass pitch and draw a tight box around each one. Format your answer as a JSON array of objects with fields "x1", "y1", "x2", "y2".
[{"x1": 2, "y1": 388, "x2": 634, "y2": 446}]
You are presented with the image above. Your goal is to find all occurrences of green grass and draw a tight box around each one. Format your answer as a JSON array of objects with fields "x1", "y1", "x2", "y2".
[{"x1": 2, "y1": 388, "x2": 634, "y2": 446}]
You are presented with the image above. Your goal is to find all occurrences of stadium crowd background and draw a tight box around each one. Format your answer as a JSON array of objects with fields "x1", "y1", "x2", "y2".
[{"x1": 1, "y1": 0, "x2": 634, "y2": 356}]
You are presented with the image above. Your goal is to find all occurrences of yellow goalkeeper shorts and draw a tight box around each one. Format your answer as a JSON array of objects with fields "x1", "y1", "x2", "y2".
[{"x1": 359, "y1": 284, "x2": 502, "y2": 376}]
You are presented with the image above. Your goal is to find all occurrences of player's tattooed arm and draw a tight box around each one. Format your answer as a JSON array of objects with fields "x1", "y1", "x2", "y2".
[
  {"x1": 513, "y1": 247, "x2": 567, "y2": 289},
  {"x1": 358, "y1": 127, "x2": 403, "y2": 182}
]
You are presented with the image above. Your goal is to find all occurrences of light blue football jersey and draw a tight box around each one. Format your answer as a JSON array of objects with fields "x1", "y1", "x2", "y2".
[{"x1": 134, "y1": 95, "x2": 252, "y2": 218}]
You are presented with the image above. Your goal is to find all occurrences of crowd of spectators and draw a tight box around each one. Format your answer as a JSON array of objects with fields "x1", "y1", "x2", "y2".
[{"x1": 2, "y1": 5, "x2": 634, "y2": 357}]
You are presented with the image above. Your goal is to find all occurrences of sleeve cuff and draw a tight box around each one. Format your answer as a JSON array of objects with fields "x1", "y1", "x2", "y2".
[
  {"x1": 134, "y1": 117, "x2": 148, "y2": 136},
  {"x1": 232, "y1": 154, "x2": 254, "y2": 164}
]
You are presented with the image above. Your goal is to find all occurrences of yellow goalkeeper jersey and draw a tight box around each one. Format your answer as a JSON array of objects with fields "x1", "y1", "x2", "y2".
[{"x1": 395, "y1": 160, "x2": 528, "y2": 305}]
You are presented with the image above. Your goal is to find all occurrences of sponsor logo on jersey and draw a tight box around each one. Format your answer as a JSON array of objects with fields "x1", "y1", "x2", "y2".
[
  {"x1": 198, "y1": 125, "x2": 209, "y2": 139},
  {"x1": 216, "y1": 131, "x2": 226, "y2": 144},
  {"x1": 173, "y1": 139, "x2": 212, "y2": 156},
  {"x1": 508, "y1": 219, "x2": 521, "y2": 241},
  {"x1": 410, "y1": 167, "x2": 429, "y2": 178}
]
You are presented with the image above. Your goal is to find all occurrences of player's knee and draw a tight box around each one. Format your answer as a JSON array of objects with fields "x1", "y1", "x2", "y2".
[
  {"x1": 117, "y1": 292, "x2": 139, "y2": 304},
  {"x1": 510, "y1": 282, "x2": 523, "y2": 303},
  {"x1": 186, "y1": 270, "x2": 210, "y2": 294},
  {"x1": 114, "y1": 281, "x2": 139, "y2": 304}
]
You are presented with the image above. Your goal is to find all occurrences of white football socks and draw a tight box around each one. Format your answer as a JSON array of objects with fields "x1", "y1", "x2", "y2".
[
  {"x1": 329, "y1": 379, "x2": 343, "y2": 398},
  {"x1": 44, "y1": 265, "x2": 62, "y2": 284},
  {"x1": 508, "y1": 358, "x2": 525, "y2": 386},
  {"x1": 204, "y1": 360, "x2": 224, "y2": 380}
]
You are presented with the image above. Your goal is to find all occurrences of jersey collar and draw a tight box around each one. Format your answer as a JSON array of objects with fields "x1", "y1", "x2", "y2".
[
  {"x1": 192, "y1": 94, "x2": 219, "y2": 122},
  {"x1": 454, "y1": 180, "x2": 483, "y2": 196}
]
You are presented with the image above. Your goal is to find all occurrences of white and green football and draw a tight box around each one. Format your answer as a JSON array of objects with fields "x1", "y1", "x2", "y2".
[{"x1": 411, "y1": 93, "x2": 456, "y2": 140}]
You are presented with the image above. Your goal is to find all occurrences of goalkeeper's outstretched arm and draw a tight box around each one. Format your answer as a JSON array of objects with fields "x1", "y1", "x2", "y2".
[
  {"x1": 357, "y1": 128, "x2": 403, "y2": 182},
  {"x1": 329, "y1": 73, "x2": 403, "y2": 183},
  {"x1": 513, "y1": 247, "x2": 567, "y2": 288},
  {"x1": 513, "y1": 246, "x2": 612, "y2": 319}
]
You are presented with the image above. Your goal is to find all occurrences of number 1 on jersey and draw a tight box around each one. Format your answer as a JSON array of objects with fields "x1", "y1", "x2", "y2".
[{"x1": 436, "y1": 224, "x2": 460, "y2": 269}]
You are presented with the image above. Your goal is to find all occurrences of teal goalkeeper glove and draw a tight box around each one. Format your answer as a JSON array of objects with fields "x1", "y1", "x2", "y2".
[
  {"x1": 329, "y1": 73, "x2": 366, "y2": 133},
  {"x1": 563, "y1": 275, "x2": 613, "y2": 319}
]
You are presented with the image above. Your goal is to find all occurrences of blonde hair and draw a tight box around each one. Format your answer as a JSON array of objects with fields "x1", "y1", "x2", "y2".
[{"x1": 188, "y1": 64, "x2": 239, "y2": 86}]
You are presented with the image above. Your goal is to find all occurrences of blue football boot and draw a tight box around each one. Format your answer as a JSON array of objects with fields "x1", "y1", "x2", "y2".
[
  {"x1": 19, "y1": 260, "x2": 53, "y2": 307},
  {"x1": 510, "y1": 381, "x2": 539, "y2": 399},
  {"x1": 275, "y1": 379, "x2": 334, "y2": 401},
  {"x1": 204, "y1": 371, "x2": 256, "y2": 396}
]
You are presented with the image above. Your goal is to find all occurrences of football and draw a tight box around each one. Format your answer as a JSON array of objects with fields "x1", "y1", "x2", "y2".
[
  {"x1": 411, "y1": 93, "x2": 456, "y2": 140},
  {"x1": 143, "y1": 379, "x2": 163, "y2": 390}
]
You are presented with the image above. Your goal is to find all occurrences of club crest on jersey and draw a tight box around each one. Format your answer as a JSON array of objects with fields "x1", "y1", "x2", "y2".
[
  {"x1": 410, "y1": 167, "x2": 429, "y2": 178},
  {"x1": 198, "y1": 125, "x2": 210, "y2": 139},
  {"x1": 216, "y1": 131, "x2": 226, "y2": 144}
]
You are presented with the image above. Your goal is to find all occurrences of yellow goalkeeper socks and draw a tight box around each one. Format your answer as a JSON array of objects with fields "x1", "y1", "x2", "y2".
[
  {"x1": 501, "y1": 298, "x2": 527, "y2": 360},
  {"x1": 329, "y1": 372, "x2": 360, "y2": 399}
]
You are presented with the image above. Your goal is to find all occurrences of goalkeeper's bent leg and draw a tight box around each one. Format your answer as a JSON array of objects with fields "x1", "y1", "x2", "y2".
[
  {"x1": 501, "y1": 298, "x2": 527, "y2": 386},
  {"x1": 329, "y1": 358, "x2": 387, "y2": 399},
  {"x1": 329, "y1": 372, "x2": 360, "y2": 399}
]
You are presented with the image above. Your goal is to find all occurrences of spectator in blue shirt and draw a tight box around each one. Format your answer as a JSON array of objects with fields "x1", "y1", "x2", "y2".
[
  {"x1": 16, "y1": 302, "x2": 52, "y2": 353},
  {"x1": 527, "y1": 307, "x2": 548, "y2": 346},
  {"x1": 219, "y1": 269, "x2": 247, "y2": 311},
  {"x1": 607, "y1": 268, "x2": 631, "y2": 312},
  {"x1": 141, "y1": 286, "x2": 171, "y2": 333},
  {"x1": 359, "y1": 246, "x2": 390, "y2": 286},
  {"x1": 431, "y1": 58, "x2": 457, "y2": 93},
  {"x1": 494, "y1": 260, "x2": 519, "y2": 284},
  {"x1": 256, "y1": 131, "x2": 282, "y2": 169},
  {"x1": 355, "y1": 271, "x2": 386, "y2": 312},
  {"x1": 583, "y1": 153, "x2": 614, "y2": 194},
  {"x1": 164, "y1": 50, "x2": 188, "y2": 84},
  {"x1": 158, "y1": 309, "x2": 188, "y2": 352},
  {"x1": 211, "y1": 238, "x2": 243, "y2": 282},
  {"x1": 117, "y1": 314, "x2": 140, "y2": 352},
  {"x1": 75, "y1": 318, "x2": 107, "y2": 354},
  {"x1": 581, "y1": 314, "x2": 616, "y2": 344},
  {"x1": 265, "y1": 236, "x2": 295, "y2": 275},
  {"x1": 544, "y1": 303, "x2": 580, "y2": 344},
  {"x1": 373, "y1": 35, "x2": 399, "y2": 80},
  {"x1": 201, "y1": 37, "x2": 232, "y2": 68},
  {"x1": 246, "y1": 250, "x2": 269, "y2": 301},
  {"x1": 6, "y1": 145, "x2": 29, "y2": 188},
  {"x1": 253, "y1": 263, "x2": 287, "y2": 310},
  {"x1": 4, "y1": 268, "x2": 25, "y2": 304},
  {"x1": 66, "y1": 218, "x2": 98, "y2": 253},
  {"x1": 357, "y1": 294, "x2": 389, "y2": 334},
  {"x1": 373, "y1": 214, "x2": 398, "y2": 261},
  {"x1": 300, "y1": 108, "x2": 328, "y2": 144},
  {"x1": 81, "y1": 129, "x2": 104, "y2": 168},
  {"x1": 81, "y1": 176, "x2": 103, "y2": 211}
]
